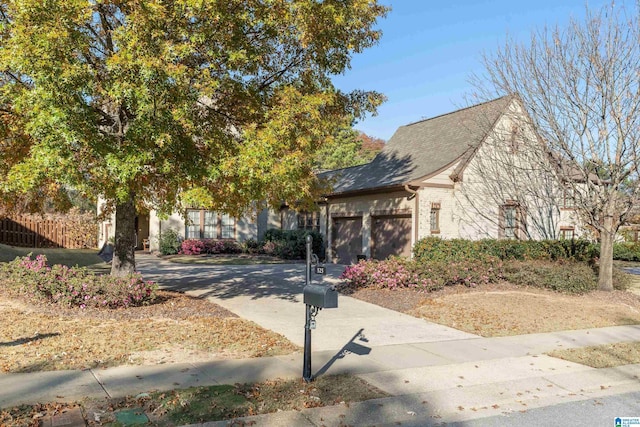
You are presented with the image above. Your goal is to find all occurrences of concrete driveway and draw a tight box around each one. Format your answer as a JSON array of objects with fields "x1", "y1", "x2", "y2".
[{"x1": 135, "y1": 254, "x2": 477, "y2": 352}]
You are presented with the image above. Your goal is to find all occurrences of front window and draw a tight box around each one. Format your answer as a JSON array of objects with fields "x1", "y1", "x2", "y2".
[
  {"x1": 186, "y1": 209, "x2": 236, "y2": 240},
  {"x1": 559, "y1": 227, "x2": 575, "y2": 240},
  {"x1": 186, "y1": 210, "x2": 200, "y2": 239},
  {"x1": 203, "y1": 211, "x2": 218, "y2": 239},
  {"x1": 563, "y1": 187, "x2": 575, "y2": 208},
  {"x1": 504, "y1": 206, "x2": 517, "y2": 239},
  {"x1": 297, "y1": 211, "x2": 320, "y2": 231},
  {"x1": 430, "y1": 203, "x2": 440, "y2": 234},
  {"x1": 221, "y1": 213, "x2": 235, "y2": 239}
]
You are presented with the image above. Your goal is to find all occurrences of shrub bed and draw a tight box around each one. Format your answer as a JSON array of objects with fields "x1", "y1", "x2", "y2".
[
  {"x1": 612, "y1": 242, "x2": 640, "y2": 261},
  {"x1": 413, "y1": 237, "x2": 597, "y2": 263},
  {"x1": 262, "y1": 229, "x2": 324, "y2": 259},
  {"x1": 2, "y1": 254, "x2": 158, "y2": 308},
  {"x1": 179, "y1": 239, "x2": 243, "y2": 255},
  {"x1": 341, "y1": 257, "x2": 628, "y2": 295},
  {"x1": 502, "y1": 260, "x2": 598, "y2": 294},
  {"x1": 340, "y1": 256, "x2": 503, "y2": 292}
]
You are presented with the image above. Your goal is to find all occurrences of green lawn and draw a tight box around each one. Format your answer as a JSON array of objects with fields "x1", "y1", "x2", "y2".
[{"x1": 0, "y1": 243, "x2": 108, "y2": 271}]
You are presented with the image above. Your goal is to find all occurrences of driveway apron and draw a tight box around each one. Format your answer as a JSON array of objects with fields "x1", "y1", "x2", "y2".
[{"x1": 135, "y1": 255, "x2": 477, "y2": 352}]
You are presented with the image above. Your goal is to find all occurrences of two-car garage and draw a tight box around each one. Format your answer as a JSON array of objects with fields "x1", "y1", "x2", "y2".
[{"x1": 331, "y1": 212, "x2": 413, "y2": 264}]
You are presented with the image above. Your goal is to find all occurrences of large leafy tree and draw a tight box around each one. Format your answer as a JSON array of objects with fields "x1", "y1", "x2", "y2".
[
  {"x1": 470, "y1": 2, "x2": 640, "y2": 290},
  {"x1": 0, "y1": 0, "x2": 387, "y2": 275}
]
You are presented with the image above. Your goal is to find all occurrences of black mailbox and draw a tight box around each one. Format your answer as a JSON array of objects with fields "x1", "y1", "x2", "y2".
[{"x1": 303, "y1": 284, "x2": 338, "y2": 309}]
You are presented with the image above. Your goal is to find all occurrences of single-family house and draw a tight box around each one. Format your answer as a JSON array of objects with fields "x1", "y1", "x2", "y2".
[
  {"x1": 99, "y1": 95, "x2": 583, "y2": 261},
  {"x1": 273, "y1": 95, "x2": 583, "y2": 263}
]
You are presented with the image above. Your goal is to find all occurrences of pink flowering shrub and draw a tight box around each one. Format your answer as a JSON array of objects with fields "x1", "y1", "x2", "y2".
[
  {"x1": 3, "y1": 254, "x2": 158, "y2": 309},
  {"x1": 340, "y1": 256, "x2": 503, "y2": 292},
  {"x1": 203, "y1": 239, "x2": 225, "y2": 254},
  {"x1": 180, "y1": 239, "x2": 206, "y2": 255},
  {"x1": 340, "y1": 258, "x2": 445, "y2": 292},
  {"x1": 180, "y1": 239, "x2": 243, "y2": 255}
]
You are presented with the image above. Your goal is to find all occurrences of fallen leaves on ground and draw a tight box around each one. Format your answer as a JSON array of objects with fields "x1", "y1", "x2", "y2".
[
  {"x1": 352, "y1": 282, "x2": 640, "y2": 337},
  {"x1": 0, "y1": 289, "x2": 298, "y2": 373}
]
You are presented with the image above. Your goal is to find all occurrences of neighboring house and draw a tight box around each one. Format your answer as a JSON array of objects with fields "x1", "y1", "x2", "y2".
[{"x1": 98, "y1": 96, "x2": 584, "y2": 261}]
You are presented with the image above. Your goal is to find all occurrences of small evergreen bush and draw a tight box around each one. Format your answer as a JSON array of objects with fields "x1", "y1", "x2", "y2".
[
  {"x1": 612, "y1": 242, "x2": 640, "y2": 261},
  {"x1": 158, "y1": 228, "x2": 181, "y2": 255},
  {"x1": 263, "y1": 229, "x2": 324, "y2": 259}
]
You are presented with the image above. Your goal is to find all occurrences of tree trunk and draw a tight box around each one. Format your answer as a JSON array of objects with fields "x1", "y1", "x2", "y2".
[
  {"x1": 598, "y1": 216, "x2": 615, "y2": 291},
  {"x1": 111, "y1": 193, "x2": 136, "y2": 277}
]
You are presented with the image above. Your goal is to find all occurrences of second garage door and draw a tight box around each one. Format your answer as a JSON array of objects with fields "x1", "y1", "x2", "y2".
[
  {"x1": 371, "y1": 215, "x2": 412, "y2": 260},
  {"x1": 332, "y1": 216, "x2": 363, "y2": 264}
]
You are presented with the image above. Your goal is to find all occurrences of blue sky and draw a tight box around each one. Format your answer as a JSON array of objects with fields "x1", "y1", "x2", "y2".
[{"x1": 332, "y1": 0, "x2": 618, "y2": 140}]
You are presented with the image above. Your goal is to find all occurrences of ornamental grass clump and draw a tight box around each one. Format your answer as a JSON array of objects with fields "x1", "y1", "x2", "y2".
[{"x1": 2, "y1": 254, "x2": 158, "y2": 309}]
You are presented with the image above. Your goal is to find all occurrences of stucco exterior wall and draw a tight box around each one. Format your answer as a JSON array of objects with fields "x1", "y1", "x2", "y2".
[
  {"x1": 147, "y1": 210, "x2": 258, "y2": 251},
  {"x1": 148, "y1": 210, "x2": 185, "y2": 251},
  {"x1": 451, "y1": 105, "x2": 582, "y2": 241},
  {"x1": 281, "y1": 209, "x2": 298, "y2": 230}
]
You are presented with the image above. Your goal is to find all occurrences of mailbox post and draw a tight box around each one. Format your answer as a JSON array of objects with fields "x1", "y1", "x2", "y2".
[
  {"x1": 302, "y1": 235, "x2": 337, "y2": 382},
  {"x1": 303, "y1": 235, "x2": 313, "y2": 382}
]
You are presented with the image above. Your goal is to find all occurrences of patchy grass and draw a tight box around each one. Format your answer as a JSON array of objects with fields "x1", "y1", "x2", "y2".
[
  {"x1": 353, "y1": 280, "x2": 640, "y2": 338},
  {"x1": 0, "y1": 375, "x2": 388, "y2": 426},
  {"x1": 548, "y1": 342, "x2": 640, "y2": 368},
  {"x1": 165, "y1": 254, "x2": 296, "y2": 265},
  {"x1": 0, "y1": 290, "x2": 298, "y2": 373},
  {"x1": 0, "y1": 243, "x2": 107, "y2": 271},
  {"x1": 410, "y1": 287, "x2": 640, "y2": 337},
  {"x1": 621, "y1": 272, "x2": 640, "y2": 297}
]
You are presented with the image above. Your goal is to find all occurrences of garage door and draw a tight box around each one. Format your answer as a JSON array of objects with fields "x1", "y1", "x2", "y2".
[
  {"x1": 371, "y1": 215, "x2": 412, "y2": 260},
  {"x1": 332, "y1": 217, "x2": 363, "y2": 264}
]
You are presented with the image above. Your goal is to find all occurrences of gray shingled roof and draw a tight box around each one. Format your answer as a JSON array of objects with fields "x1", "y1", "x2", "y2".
[{"x1": 322, "y1": 96, "x2": 513, "y2": 195}]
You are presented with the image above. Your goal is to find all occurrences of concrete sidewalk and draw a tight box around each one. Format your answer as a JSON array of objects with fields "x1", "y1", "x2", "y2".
[{"x1": 2, "y1": 325, "x2": 639, "y2": 426}]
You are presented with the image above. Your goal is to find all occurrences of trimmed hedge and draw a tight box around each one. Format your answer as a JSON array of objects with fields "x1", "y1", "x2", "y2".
[
  {"x1": 503, "y1": 260, "x2": 630, "y2": 293},
  {"x1": 263, "y1": 229, "x2": 324, "y2": 259},
  {"x1": 413, "y1": 237, "x2": 597, "y2": 263}
]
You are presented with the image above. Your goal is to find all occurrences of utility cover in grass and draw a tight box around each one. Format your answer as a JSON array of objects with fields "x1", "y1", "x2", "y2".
[{"x1": 114, "y1": 408, "x2": 148, "y2": 426}]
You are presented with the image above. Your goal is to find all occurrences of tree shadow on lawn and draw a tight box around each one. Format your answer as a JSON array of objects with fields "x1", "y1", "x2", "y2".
[
  {"x1": 0, "y1": 332, "x2": 60, "y2": 348},
  {"x1": 135, "y1": 259, "x2": 346, "y2": 303}
]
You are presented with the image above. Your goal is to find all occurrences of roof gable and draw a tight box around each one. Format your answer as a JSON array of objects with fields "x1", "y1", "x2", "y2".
[{"x1": 322, "y1": 96, "x2": 513, "y2": 195}]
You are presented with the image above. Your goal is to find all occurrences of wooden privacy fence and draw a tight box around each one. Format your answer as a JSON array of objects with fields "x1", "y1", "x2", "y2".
[{"x1": 0, "y1": 214, "x2": 98, "y2": 249}]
